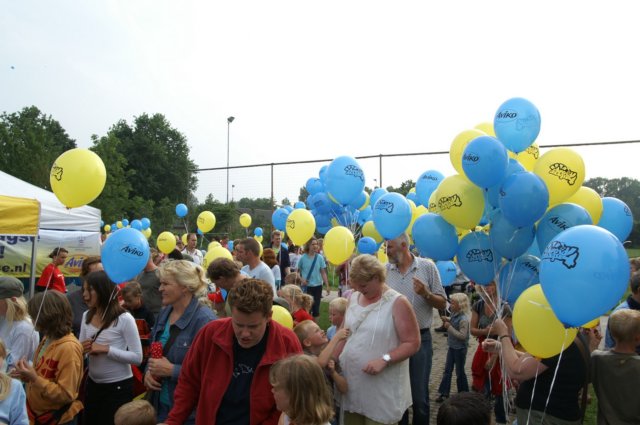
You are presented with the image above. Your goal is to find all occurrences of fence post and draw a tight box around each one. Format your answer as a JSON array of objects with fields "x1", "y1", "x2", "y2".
[{"x1": 379, "y1": 154, "x2": 383, "y2": 188}]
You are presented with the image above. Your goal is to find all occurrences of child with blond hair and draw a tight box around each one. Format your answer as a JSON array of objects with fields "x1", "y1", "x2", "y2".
[
  {"x1": 591, "y1": 309, "x2": 640, "y2": 424},
  {"x1": 270, "y1": 354, "x2": 334, "y2": 425},
  {"x1": 436, "y1": 293, "x2": 471, "y2": 402},
  {"x1": 326, "y1": 297, "x2": 348, "y2": 340},
  {"x1": 0, "y1": 338, "x2": 28, "y2": 424},
  {"x1": 114, "y1": 400, "x2": 156, "y2": 425},
  {"x1": 279, "y1": 284, "x2": 314, "y2": 324}
]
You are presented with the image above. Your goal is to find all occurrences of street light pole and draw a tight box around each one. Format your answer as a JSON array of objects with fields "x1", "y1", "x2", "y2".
[
  {"x1": 232, "y1": 184, "x2": 235, "y2": 202},
  {"x1": 226, "y1": 116, "x2": 235, "y2": 204}
]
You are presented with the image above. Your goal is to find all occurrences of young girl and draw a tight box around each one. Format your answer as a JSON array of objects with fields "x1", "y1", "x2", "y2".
[
  {"x1": 270, "y1": 354, "x2": 334, "y2": 425},
  {"x1": 436, "y1": 292, "x2": 471, "y2": 402},
  {"x1": 0, "y1": 338, "x2": 28, "y2": 424},
  {"x1": 279, "y1": 284, "x2": 314, "y2": 324}
]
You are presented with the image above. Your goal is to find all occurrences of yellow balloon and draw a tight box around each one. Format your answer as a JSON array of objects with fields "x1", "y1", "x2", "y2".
[
  {"x1": 103, "y1": 224, "x2": 111, "y2": 232},
  {"x1": 254, "y1": 235, "x2": 263, "y2": 243},
  {"x1": 157, "y1": 231, "x2": 177, "y2": 254},
  {"x1": 513, "y1": 284, "x2": 578, "y2": 359},
  {"x1": 457, "y1": 227, "x2": 472, "y2": 241},
  {"x1": 181, "y1": 233, "x2": 188, "y2": 245},
  {"x1": 516, "y1": 143, "x2": 539, "y2": 171},
  {"x1": 435, "y1": 175, "x2": 485, "y2": 230},
  {"x1": 474, "y1": 122, "x2": 496, "y2": 137},
  {"x1": 198, "y1": 211, "x2": 216, "y2": 233},
  {"x1": 272, "y1": 305, "x2": 293, "y2": 329},
  {"x1": 50, "y1": 148, "x2": 107, "y2": 208},
  {"x1": 565, "y1": 186, "x2": 603, "y2": 224},
  {"x1": 377, "y1": 244, "x2": 388, "y2": 264},
  {"x1": 449, "y1": 129, "x2": 486, "y2": 176},
  {"x1": 330, "y1": 217, "x2": 339, "y2": 227},
  {"x1": 581, "y1": 318, "x2": 600, "y2": 329},
  {"x1": 362, "y1": 221, "x2": 383, "y2": 244},
  {"x1": 533, "y1": 148, "x2": 585, "y2": 206},
  {"x1": 142, "y1": 228, "x2": 152, "y2": 239},
  {"x1": 202, "y1": 246, "x2": 233, "y2": 269},
  {"x1": 208, "y1": 241, "x2": 221, "y2": 251},
  {"x1": 427, "y1": 191, "x2": 440, "y2": 214},
  {"x1": 239, "y1": 213, "x2": 252, "y2": 228},
  {"x1": 408, "y1": 187, "x2": 416, "y2": 194},
  {"x1": 116, "y1": 221, "x2": 123, "y2": 229},
  {"x1": 286, "y1": 209, "x2": 316, "y2": 246},
  {"x1": 324, "y1": 226, "x2": 355, "y2": 265},
  {"x1": 359, "y1": 192, "x2": 370, "y2": 211}
]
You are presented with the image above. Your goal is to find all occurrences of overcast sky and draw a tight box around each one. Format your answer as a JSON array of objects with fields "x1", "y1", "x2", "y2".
[{"x1": 2, "y1": 1, "x2": 639, "y2": 205}]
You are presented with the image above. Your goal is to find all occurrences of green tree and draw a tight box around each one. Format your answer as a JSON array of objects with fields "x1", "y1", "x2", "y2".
[
  {"x1": 109, "y1": 113, "x2": 198, "y2": 204},
  {"x1": 0, "y1": 106, "x2": 76, "y2": 189},
  {"x1": 385, "y1": 179, "x2": 415, "y2": 196}
]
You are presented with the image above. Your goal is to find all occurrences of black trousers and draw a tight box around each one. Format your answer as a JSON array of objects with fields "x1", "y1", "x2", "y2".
[{"x1": 84, "y1": 377, "x2": 133, "y2": 425}]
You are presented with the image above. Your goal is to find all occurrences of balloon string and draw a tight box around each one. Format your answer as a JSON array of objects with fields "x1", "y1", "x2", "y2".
[
  {"x1": 541, "y1": 329, "x2": 568, "y2": 423},
  {"x1": 525, "y1": 362, "x2": 542, "y2": 425}
]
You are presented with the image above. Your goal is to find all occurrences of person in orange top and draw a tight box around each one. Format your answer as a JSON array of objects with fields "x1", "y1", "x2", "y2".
[{"x1": 36, "y1": 248, "x2": 69, "y2": 293}]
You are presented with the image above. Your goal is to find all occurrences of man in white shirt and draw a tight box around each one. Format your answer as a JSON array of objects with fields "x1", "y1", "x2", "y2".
[
  {"x1": 181, "y1": 233, "x2": 203, "y2": 265},
  {"x1": 236, "y1": 237, "x2": 276, "y2": 295}
]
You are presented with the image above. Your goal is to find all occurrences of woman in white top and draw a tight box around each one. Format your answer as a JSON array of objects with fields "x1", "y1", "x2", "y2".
[
  {"x1": 79, "y1": 271, "x2": 142, "y2": 425},
  {"x1": 338, "y1": 255, "x2": 420, "y2": 425},
  {"x1": 0, "y1": 277, "x2": 38, "y2": 371}
]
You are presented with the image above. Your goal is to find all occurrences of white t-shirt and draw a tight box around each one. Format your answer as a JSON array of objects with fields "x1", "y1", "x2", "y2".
[
  {"x1": 79, "y1": 311, "x2": 143, "y2": 383},
  {"x1": 181, "y1": 248, "x2": 204, "y2": 265},
  {"x1": 0, "y1": 318, "x2": 39, "y2": 369},
  {"x1": 241, "y1": 261, "x2": 276, "y2": 294}
]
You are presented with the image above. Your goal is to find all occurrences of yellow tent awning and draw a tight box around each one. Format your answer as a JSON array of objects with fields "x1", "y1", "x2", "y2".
[{"x1": 0, "y1": 195, "x2": 40, "y2": 235}]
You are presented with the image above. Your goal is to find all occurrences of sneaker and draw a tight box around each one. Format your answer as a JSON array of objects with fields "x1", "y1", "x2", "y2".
[{"x1": 436, "y1": 395, "x2": 448, "y2": 403}]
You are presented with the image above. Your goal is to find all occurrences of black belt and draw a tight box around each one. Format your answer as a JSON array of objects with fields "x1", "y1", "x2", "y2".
[{"x1": 420, "y1": 328, "x2": 430, "y2": 335}]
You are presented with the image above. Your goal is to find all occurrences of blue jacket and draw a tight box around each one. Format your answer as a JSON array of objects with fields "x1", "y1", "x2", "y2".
[{"x1": 147, "y1": 297, "x2": 216, "y2": 419}]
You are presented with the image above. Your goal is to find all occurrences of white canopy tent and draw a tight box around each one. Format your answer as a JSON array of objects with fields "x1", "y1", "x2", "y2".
[{"x1": 0, "y1": 170, "x2": 101, "y2": 232}]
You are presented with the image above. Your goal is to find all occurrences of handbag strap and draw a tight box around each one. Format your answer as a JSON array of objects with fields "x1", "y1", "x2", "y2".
[{"x1": 305, "y1": 255, "x2": 319, "y2": 282}]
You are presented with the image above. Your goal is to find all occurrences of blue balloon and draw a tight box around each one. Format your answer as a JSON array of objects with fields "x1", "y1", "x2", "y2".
[
  {"x1": 406, "y1": 192, "x2": 418, "y2": 204},
  {"x1": 325, "y1": 156, "x2": 365, "y2": 205},
  {"x1": 254, "y1": 227, "x2": 263, "y2": 237},
  {"x1": 294, "y1": 201, "x2": 306, "y2": 210},
  {"x1": 284, "y1": 205, "x2": 294, "y2": 213},
  {"x1": 456, "y1": 232, "x2": 500, "y2": 285},
  {"x1": 349, "y1": 191, "x2": 368, "y2": 210},
  {"x1": 369, "y1": 188, "x2": 388, "y2": 208},
  {"x1": 416, "y1": 170, "x2": 444, "y2": 207},
  {"x1": 540, "y1": 225, "x2": 630, "y2": 327},
  {"x1": 272, "y1": 208, "x2": 290, "y2": 231},
  {"x1": 317, "y1": 224, "x2": 332, "y2": 235},
  {"x1": 311, "y1": 192, "x2": 331, "y2": 215},
  {"x1": 122, "y1": 219, "x2": 129, "y2": 227},
  {"x1": 101, "y1": 228, "x2": 150, "y2": 284},
  {"x1": 175, "y1": 203, "x2": 188, "y2": 217},
  {"x1": 141, "y1": 217, "x2": 151, "y2": 230},
  {"x1": 315, "y1": 213, "x2": 332, "y2": 228},
  {"x1": 372, "y1": 193, "x2": 412, "y2": 240},
  {"x1": 197, "y1": 228, "x2": 203, "y2": 235},
  {"x1": 436, "y1": 261, "x2": 458, "y2": 287},
  {"x1": 536, "y1": 203, "x2": 592, "y2": 253},
  {"x1": 486, "y1": 159, "x2": 525, "y2": 209},
  {"x1": 100, "y1": 220, "x2": 104, "y2": 227},
  {"x1": 493, "y1": 97, "x2": 541, "y2": 153},
  {"x1": 462, "y1": 136, "x2": 509, "y2": 189},
  {"x1": 130, "y1": 219, "x2": 143, "y2": 231},
  {"x1": 490, "y1": 209, "x2": 536, "y2": 260},
  {"x1": 597, "y1": 197, "x2": 634, "y2": 242},
  {"x1": 498, "y1": 254, "x2": 539, "y2": 307},
  {"x1": 357, "y1": 237, "x2": 378, "y2": 254},
  {"x1": 499, "y1": 171, "x2": 549, "y2": 228},
  {"x1": 227, "y1": 240, "x2": 234, "y2": 251},
  {"x1": 305, "y1": 177, "x2": 324, "y2": 196},
  {"x1": 319, "y1": 165, "x2": 329, "y2": 183},
  {"x1": 412, "y1": 213, "x2": 458, "y2": 261},
  {"x1": 357, "y1": 206, "x2": 372, "y2": 226}
]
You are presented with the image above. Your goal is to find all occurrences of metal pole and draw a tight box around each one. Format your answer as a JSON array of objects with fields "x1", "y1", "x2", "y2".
[
  {"x1": 379, "y1": 154, "x2": 383, "y2": 188},
  {"x1": 226, "y1": 116, "x2": 235, "y2": 204},
  {"x1": 270, "y1": 163, "x2": 275, "y2": 212}
]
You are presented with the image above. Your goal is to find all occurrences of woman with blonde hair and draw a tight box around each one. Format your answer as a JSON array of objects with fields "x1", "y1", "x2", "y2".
[
  {"x1": 270, "y1": 354, "x2": 334, "y2": 425},
  {"x1": 0, "y1": 276, "x2": 39, "y2": 371},
  {"x1": 339, "y1": 254, "x2": 420, "y2": 425},
  {"x1": 279, "y1": 284, "x2": 314, "y2": 325},
  {"x1": 0, "y1": 338, "x2": 28, "y2": 424},
  {"x1": 144, "y1": 260, "x2": 216, "y2": 424}
]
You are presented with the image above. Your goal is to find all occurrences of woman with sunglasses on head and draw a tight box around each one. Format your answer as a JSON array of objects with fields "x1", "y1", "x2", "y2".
[{"x1": 79, "y1": 271, "x2": 143, "y2": 425}]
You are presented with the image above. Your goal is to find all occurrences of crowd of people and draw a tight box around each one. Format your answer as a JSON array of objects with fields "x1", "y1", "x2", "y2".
[{"x1": 0, "y1": 235, "x2": 638, "y2": 425}]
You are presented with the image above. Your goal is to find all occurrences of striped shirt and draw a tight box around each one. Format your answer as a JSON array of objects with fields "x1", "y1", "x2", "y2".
[{"x1": 386, "y1": 255, "x2": 446, "y2": 329}]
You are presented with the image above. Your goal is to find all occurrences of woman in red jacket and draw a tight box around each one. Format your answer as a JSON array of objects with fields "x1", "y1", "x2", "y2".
[{"x1": 36, "y1": 248, "x2": 69, "y2": 293}]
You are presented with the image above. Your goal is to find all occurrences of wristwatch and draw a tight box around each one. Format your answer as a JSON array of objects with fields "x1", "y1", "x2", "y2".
[{"x1": 382, "y1": 353, "x2": 391, "y2": 363}]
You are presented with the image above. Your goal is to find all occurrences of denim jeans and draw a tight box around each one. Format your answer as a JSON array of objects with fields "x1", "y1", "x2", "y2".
[
  {"x1": 400, "y1": 330, "x2": 432, "y2": 425},
  {"x1": 438, "y1": 346, "x2": 469, "y2": 396}
]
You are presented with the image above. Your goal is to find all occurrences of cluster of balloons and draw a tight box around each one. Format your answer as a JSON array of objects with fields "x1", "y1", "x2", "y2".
[{"x1": 103, "y1": 216, "x2": 153, "y2": 240}]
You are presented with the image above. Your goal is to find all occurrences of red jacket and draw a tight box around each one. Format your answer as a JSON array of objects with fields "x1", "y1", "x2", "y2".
[{"x1": 167, "y1": 317, "x2": 302, "y2": 425}]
